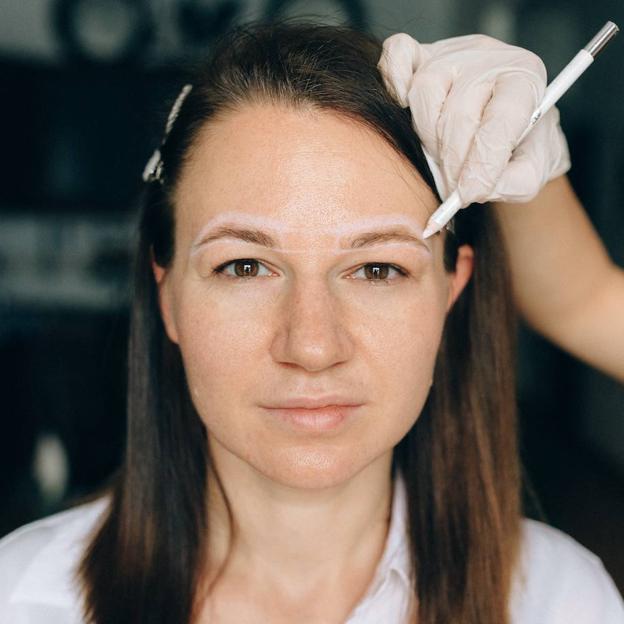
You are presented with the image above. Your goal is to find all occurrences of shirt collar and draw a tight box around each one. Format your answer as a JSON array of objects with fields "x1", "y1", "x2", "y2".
[
  {"x1": 370, "y1": 467, "x2": 413, "y2": 591},
  {"x1": 342, "y1": 467, "x2": 414, "y2": 623},
  {"x1": 388, "y1": 468, "x2": 412, "y2": 588}
]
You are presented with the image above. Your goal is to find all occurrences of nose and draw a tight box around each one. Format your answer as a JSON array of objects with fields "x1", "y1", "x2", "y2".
[{"x1": 270, "y1": 278, "x2": 353, "y2": 372}]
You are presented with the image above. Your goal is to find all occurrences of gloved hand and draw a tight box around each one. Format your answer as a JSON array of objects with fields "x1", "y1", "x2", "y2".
[{"x1": 377, "y1": 33, "x2": 571, "y2": 206}]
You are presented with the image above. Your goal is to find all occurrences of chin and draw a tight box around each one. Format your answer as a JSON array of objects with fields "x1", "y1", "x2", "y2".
[{"x1": 253, "y1": 443, "x2": 376, "y2": 490}]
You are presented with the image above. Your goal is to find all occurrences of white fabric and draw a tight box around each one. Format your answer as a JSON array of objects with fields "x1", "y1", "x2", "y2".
[{"x1": 1, "y1": 472, "x2": 623, "y2": 623}]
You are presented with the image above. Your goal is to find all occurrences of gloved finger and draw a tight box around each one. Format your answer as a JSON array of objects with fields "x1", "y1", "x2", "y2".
[
  {"x1": 491, "y1": 108, "x2": 571, "y2": 202},
  {"x1": 457, "y1": 71, "x2": 545, "y2": 204},
  {"x1": 437, "y1": 77, "x2": 497, "y2": 192},
  {"x1": 551, "y1": 122, "x2": 572, "y2": 180},
  {"x1": 405, "y1": 64, "x2": 455, "y2": 160},
  {"x1": 488, "y1": 137, "x2": 546, "y2": 203},
  {"x1": 422, "y1": 145, "x2": 450, "y2": 200},
  {"x1": 378, "y1": 33, "x2": 430, "y2": 107}
]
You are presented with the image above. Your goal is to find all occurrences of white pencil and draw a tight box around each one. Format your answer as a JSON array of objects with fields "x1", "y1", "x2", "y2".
[{"x1": 423, "y1": 20, "x2": 620, "y2": 239}]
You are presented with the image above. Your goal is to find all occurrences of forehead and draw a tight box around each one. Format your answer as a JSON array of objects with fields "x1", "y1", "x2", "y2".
[{"x1": 173, "y1": 103, "x2": 438, "y2": 238}]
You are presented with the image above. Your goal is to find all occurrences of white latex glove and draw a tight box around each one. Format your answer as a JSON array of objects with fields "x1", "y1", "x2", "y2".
[{"x1": 377, "y1": 33, "x2": 571, "y2": 206}]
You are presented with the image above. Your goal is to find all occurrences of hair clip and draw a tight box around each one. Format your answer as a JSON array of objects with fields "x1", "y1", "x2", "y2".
[
  {"x1": 142, "y1": 84, "x2": 193, "y2": 184},
  {"x1": 165, "y1": 84, "x2": 193, "y2": 134},
  {"x1": 142, "y1": 148, "x2": 163, "y2": 184}
]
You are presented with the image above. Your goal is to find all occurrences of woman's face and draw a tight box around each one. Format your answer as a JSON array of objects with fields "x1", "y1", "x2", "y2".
[{"x1": 155, "y1": 103, "x2": 473, "y2": 489}]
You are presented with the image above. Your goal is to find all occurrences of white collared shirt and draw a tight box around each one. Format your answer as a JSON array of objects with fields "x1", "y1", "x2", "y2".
[{"x1": 1, "y1": 471, "x2": 623, "y2": 623}]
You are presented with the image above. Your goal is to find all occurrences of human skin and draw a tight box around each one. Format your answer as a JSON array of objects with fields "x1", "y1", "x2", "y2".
[
  {"x1": 492, "y1": 175, "x2": 624, "y2": 384},
  {"x1": 153, "y1": 103, "x2": 473, "y2": 622}
]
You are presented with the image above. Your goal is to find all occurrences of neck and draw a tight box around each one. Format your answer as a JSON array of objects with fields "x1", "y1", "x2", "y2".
[{"x1": 203, "y1": 441, "x2": 394, "y2": 603}]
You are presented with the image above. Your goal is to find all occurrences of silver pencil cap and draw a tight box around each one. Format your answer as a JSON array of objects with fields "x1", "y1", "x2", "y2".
[{"x1": 584, "y1": 21, "x2": 619, "y2": 58}]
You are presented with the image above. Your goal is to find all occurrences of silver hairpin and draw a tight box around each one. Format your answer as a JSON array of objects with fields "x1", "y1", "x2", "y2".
[
  {"x1": 165, "y1": 84, "x2": 193, "y2": 135},
  {"x1": 142, "y1": 148, "x2": 163, "y2": 184},
  {"x1": 143, "y1": 84, "x2": 193, "y2": 184}
]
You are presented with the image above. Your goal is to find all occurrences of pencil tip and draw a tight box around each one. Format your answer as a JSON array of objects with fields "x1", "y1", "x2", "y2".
[{"x1": 423, "y1": 222, "x2": 440, "y2": 239}]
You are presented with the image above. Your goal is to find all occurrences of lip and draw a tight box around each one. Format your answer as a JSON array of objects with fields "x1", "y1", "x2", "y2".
[
  {"x1": 263, "y1": 404, "x2": 362, "y2": 433},
  {"x1": 265, "y1": 396, "x2": 363, "y2": 410}
]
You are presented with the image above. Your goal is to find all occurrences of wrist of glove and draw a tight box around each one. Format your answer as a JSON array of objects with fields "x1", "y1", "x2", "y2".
[{"x1": 377, "y1": 32, "x2": 571, "y2": 207}]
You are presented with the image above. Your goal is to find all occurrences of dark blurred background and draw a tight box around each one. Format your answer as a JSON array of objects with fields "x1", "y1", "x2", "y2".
[{"x1": 1, "y1": 0, "x2": 623, "y2": 593}]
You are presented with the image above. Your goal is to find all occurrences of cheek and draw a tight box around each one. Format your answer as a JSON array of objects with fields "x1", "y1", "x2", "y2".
[
  {"x1": 173, "y1": 285, "x2": 264, "y2": 412},
  {"x1": 361, "y1": 289, "x2": 447, "y2": 432},
  {"x1": 350, "y1": 262, "x2": 448, "y2": 372}
]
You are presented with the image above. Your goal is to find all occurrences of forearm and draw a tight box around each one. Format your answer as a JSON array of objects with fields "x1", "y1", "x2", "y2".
[{"x1": 492, "y1": 174, "x2": 624, "y2": 382}]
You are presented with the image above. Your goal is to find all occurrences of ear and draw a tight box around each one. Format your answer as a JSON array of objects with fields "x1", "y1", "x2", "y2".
[
  {"x1": 446, "y1": 244, "x2": 474, "y2": 312},
  {"x1": 151, "y1": 252, "x2": 180, "y2": 344}
]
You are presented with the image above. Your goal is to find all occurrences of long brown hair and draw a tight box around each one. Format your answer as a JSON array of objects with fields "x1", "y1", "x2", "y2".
[{"x1": 78, "y1": 20, "x2": 520, "y2": 624}]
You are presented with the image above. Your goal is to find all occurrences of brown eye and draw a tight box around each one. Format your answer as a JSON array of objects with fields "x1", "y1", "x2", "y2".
[
  {"x1": 364, "y1": 264, "x2": 389, "y2": 280},
  {"x1": 353, "y1": 263, "x2": 407, "y2": 284},
  {"x1": 233, "y1": 260, "x2": 259, "y2": 277},
  {"x1": 213, "y1": 259, "x2": 270, "y2": 279},
  {"x1": 211, "y1": 259, "x2": 408, "y2": 284}
]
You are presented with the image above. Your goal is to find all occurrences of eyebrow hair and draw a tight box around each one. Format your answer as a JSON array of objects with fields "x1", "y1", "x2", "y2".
[{"x1": 192, "y1": 225, "x2": 430, "y2": 252}]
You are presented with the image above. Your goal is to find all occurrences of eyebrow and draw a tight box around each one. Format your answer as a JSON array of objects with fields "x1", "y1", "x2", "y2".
[{"x1": 192, "y1": 225, "x2": 430, "y2": 252}]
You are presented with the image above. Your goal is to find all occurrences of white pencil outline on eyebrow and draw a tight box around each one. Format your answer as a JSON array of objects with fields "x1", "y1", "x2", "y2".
[{"x1": 189, "y1": 224, "x2": 432, "y2": 256}]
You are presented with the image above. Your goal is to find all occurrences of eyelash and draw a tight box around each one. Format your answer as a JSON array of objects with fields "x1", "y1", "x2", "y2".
[{"x1": 211, "y1": 258, "x2": 409, "y2": 285}]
